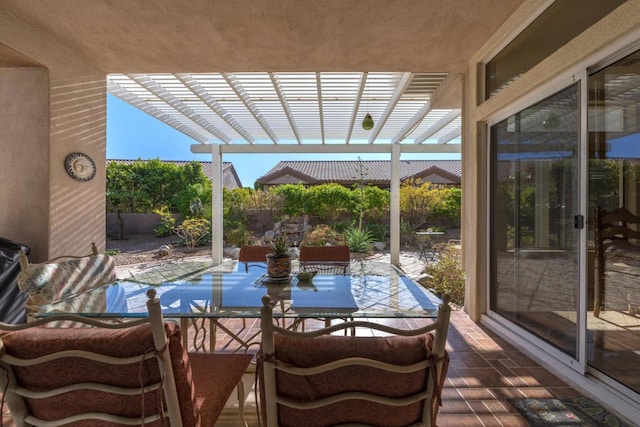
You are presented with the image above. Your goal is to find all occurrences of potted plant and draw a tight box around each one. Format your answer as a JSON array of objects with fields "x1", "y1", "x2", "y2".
[{"x1": 266, "y1": 236, "x2": 291, "y2": 279}]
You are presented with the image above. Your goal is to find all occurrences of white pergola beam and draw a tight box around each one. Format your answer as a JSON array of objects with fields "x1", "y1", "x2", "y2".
[
  {"x1": 176, "y1": 73, "x2": 255, "y2": 144},
  {"x1": 127, "y1": 74, "x2": 232, "y2": 143},
  {"x1": 269, "y1": 73, "x2": 303, "y2": 144},
  {"x1": 367, "y1": 73, "x2": 414, "y2": 144},
  {"x1": 222, "y1": 73, "x2": 280, "y2": 144},
  {"x1": 316, "y1": 72, "x2": 326, "y2": 144},
  {"x1": 345, "y1": 72, "x2": 367, "y2": 144},
  {"x1": 414, "y1": 109, "x2": 461, "y2": 144},
  {"x1": 391, "y1": 101, "x2": 431, "y2": 144},
  {"x1": 192, "y1": 143, "x2": 461, "y2": 154},
  {"x1": 108, "y1": 80, "x2": 211, "y2": 143},
  {"x1": 437, "y1": 127, "x2": 462, "y2": 144}
]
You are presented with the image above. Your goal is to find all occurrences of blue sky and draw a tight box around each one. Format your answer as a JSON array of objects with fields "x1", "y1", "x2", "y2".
[{"x1": 106, "y1": 94, "x2": 460, "y2": 188}]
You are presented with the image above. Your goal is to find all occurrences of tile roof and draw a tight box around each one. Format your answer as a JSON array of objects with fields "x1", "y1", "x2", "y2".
[{"x1": 257, "y1": 160, "x2": 462, "y2": 186}]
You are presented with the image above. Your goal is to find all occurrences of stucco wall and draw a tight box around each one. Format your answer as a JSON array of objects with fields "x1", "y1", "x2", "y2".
[
  {"x1": 0, "y1": 11, "x2": 107, "y2": 261},
  {"x1": 0, "y1": 67, "x2": 49, "y2": 261},
  {"x1": 463, "y1": 0, "x2": 640, "y2": 320}
]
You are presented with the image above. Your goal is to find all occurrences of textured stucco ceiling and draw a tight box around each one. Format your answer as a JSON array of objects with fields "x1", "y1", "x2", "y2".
[
  {"x1": 0, "y1": 0, "x2": 526, "y2": 145},
  {"x1": 0, "y1": 0, "x2": 525, "y2": 74}
]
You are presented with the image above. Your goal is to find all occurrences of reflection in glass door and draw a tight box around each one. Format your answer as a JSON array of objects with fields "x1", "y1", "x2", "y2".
[
  {"x1": 588, "y1": 49, "x2": 640, "y2": 395},
  {"x1": 490, "y1": 83, "x2": 580, "y2": 359}
]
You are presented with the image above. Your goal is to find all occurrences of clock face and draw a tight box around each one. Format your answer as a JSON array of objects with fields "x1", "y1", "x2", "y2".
[{"x1": 64, "y1": 152, "x2": 96, "y2": 182}]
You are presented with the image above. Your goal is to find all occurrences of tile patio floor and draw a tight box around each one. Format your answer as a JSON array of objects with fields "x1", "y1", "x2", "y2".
[{"x1": 1, "y1": 251, "x2": 593, "y2": 426}]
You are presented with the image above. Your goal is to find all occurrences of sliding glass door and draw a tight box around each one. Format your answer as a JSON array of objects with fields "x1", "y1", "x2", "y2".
[
  {"x1": 490, "y1": 47, "x2": 640, "y2": 398},
  {"x1": 490, "y1": 83, "x2": 581, "y2": 359},
  {"x1": 587, "y1": 49, "x2": 640, "y2": 395}
]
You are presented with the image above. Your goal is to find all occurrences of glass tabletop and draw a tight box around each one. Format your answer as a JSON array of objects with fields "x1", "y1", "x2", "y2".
[{"x1": 37, "y1": 261, "x2": 443, "y2": 319}]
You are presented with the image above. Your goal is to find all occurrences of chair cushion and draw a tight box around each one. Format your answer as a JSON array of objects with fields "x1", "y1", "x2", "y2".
[
  {"x1": 17, "y1": 254, "x2": 116, "y2": 311},
  {"x1": 189, "y1": 352, "x2": 253, "y2": 426},
  {"x1": 263, "y1": 332, "x2": 448, "y2": 427},
  {"x1": 238, "y1": 245, "x2": 273, "y2": 262},
  {"x1": 1, "y1": 322, "x2": 200, "y2": 427}
]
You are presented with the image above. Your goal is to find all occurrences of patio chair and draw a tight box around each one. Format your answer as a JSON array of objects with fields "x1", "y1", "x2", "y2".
[
  {"x1": 299, "y1": 244, "x2": 351, "y2": 275},
  {"x1": 0, "y1": 289, "x2": 253, "y2": 426},
  {"x1": 238, "y1": 244, "x2": 272, "y2": 272},
  {"x1": 16, "y1": 242, "x2": 119, "y2": 321},
  {"x1": 594, "y1": 205, "x2": 640, "y2": 317},
  {"x1": 258, "y1": 294, "x2": 452, "y2": 427},
  {"x1": 298, "y1": 244, "x2": 353, "y2": 332}
]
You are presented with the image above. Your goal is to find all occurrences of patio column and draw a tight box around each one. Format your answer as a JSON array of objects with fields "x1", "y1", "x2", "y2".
[
  {"x1": 390, "y1": 144, "x2": 401, "y2": 266},
  {"x1": 211, "y1": 144, "x2": 223, "y2": 265}
]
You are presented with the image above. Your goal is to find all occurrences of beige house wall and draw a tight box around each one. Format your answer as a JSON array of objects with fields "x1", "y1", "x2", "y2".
[
  {"x1": 463, "y1": 0, "x2": 640, "y2": 320},
  {"x1": 0, "y1": 68, "x2": 49, "y2": 261},
  {"x1": 0, "y1": 11, "x2": 107, "y2": 262}
]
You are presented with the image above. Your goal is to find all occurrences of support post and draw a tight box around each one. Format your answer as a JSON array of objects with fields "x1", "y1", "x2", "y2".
[
  {"x1": 390, "y1": 144, "x2": 401, "y2": 266},
  {"x1": 211, "y1": 144, "x2": 223, "y2": 265}
]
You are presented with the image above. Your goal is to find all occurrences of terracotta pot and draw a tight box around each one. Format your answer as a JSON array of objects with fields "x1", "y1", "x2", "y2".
[{"x1": 266, "y1": 254, "x2": 291, "y2": 279}]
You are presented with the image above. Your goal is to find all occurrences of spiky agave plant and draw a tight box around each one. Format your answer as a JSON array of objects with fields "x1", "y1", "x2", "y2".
[{"x1": 269, "y1": 236, "x2": 289, "y2": 257}]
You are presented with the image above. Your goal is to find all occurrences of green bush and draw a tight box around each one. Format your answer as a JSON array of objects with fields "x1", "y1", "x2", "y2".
[
  {"x1": 226, "y1": 227, "x2": 248, "y2": 247},
  {"x1": 421, "y1": 243, "x2": 465, "y2": 306},
  {"x1": 305, "y1": 224, "x2": 343, "y2": 246},
  {"x1": 365, "y1": 223, "x2": 389, "y2": 242},
  {"x1": 173, "y1": 218, "x2": 210, "y2": 251},
  {"x1": 344, "y1": 227, "x2": 374, "y2": 254},
  {"x1": 153, "y1": 206, "x2": 176, "y2": 237}
]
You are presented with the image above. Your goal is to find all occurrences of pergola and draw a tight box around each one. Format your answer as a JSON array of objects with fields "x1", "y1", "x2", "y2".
[
  {"x1": 107, "y1": 71, "x2": 462, "y2": 264},
  {"x1": 0, "y1": 0, "x2": 525, "y2": 262}
]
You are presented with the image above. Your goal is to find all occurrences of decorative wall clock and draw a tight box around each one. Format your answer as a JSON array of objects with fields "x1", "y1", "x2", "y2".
[{"x1": 64, "y1": 152, "x2": 96, "y2": 182}]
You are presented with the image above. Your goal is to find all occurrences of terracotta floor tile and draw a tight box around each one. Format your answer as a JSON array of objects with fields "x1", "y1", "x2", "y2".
[
  {"x1": 457, "y1": 387, "x2": 496, "y2": 400},
  {"x1": 437, "y1": 413, "x2": 484, "y2": 426},
  {"x1": 494, "y1": 413, "x2": 531, "y2": 426},
  {"x1": 510, "y1": 366, "x2": 570, "y2": 387},
  {"x1": 489, "y1": 387, "x2": 527, "y2": 400},
  {"x1": 517, "y1": 386, "x2": 557, "y2": 399},
  {"x1": 551, "y1": 386, "x2": 589, "y2": 399},
  {"x1": 455, "y1": 367, "x2": 515, "y2": 388},
  {"x1": 439, "y1": 397, "x2": 474, "y2": 414},
  {"x1": 475, "y1": 413, "x2": 507, "y2": 426},
  {"x1": 451, "y1": 351, "x2": 492, "y2": 368}
]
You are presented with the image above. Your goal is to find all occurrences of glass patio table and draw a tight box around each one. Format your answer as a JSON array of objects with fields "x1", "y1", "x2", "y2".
[{"x1": 37, "y1": 260, "x2": 443, "y2": 352}]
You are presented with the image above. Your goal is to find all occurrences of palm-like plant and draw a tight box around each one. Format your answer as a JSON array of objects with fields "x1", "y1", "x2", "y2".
[
  {"x1": 345, "y1": 227, "x2": 374, "y2": 254},
  {"x1": 269, "y1": 236, "x2": 289, "y2": 257}
]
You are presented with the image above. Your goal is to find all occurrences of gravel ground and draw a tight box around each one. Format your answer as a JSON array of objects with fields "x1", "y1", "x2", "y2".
[{"x1": 106, "y1": 234, "x2": 213, "y2": 265}]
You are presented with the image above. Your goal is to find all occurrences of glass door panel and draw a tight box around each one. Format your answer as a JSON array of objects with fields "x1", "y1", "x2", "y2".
[
  {"x1": 588, "y1": 49, "x2": 640, "y2": 395},
  {"x1": 490, "y1": 83, "x2": 580, "y2": 358}
]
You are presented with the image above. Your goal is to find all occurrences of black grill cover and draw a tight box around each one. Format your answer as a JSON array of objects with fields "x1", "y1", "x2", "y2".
[{"x1": 0, "y1": 237, "x2": 29, "y2": 324}]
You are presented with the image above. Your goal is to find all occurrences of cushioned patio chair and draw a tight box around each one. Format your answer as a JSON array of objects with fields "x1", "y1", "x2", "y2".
[
  {"x1": 297, "y1": 244, "x2": 354, "y2": 332},
  {"x1": 299, "y1": 244, "x2": 351, "y2": 275},
  {"x1": 594, "y1": 205, "x2": 640, "y2": 317},
  {"x1": 0, "y1": 289, "x2": 253, "y2": 426},
  {"x1": 16, "y1": 243, "x2": 118, "y2": 321},
  {"x1": 258, "y1": 294, "x2": 451, "y2": 427},
  {"x1": 238, "y1": 244, "x2": 273, "y2": 272}
]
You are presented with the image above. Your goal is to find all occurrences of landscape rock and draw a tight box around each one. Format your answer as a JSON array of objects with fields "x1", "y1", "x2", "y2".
[{"x1": 157, "y1": 244, "x2": 171, "y2": 257}]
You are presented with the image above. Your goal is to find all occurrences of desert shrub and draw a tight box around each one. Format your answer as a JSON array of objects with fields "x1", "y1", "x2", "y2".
[
  {"x1": 174, "y1": 218, "x2": 210, "y2": 251},
  {"x1": 226, "y1": 227, "x2": 248, "y2": 247},
  {"x1": 400, "y1": 178, "x2": 448, "y2": 232},
  {"x1": 422, "y1": 243, "x2": 465, "y2": 306},
  {"x1": 366, "y1": 223, "x2": 389, "y2": 242},
  {"x1": 305, "y1": 224, "x2": 343, "y2": 246},
  {"x1": 153, "y1": 206, "x2": 176, "y2": 237},
  {"x1": 344, "y1": 227, "x2": 374, "y2": 254}
]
